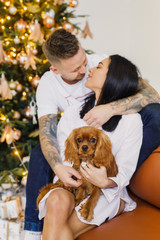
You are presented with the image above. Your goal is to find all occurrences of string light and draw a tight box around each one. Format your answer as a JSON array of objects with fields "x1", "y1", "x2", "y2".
[
  {"x1": 13, "y1": 143, "x2": 28, "y2": 171},
  {"x1": 0, "y1": 114, "x2": 7, "y2": 121},
  {"x1": 6, "y1": 16, "x2": 11, "y2": 20},
  {"x1": 0, "y1": 19, "x2": 5, "y2": 24},
  {"x1": 4, "y1": 1, "x2": 11, "y2": 7}
]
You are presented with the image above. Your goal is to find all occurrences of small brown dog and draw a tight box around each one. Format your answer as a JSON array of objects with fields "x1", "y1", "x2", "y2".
[{"x1": 37, "y1": 126, "x2": 118, "y2": 221}]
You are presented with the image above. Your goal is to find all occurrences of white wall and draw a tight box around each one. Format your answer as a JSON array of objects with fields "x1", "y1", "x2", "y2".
[{"x1": 75, "y1": 0, "x2": 160, "y2": 94}]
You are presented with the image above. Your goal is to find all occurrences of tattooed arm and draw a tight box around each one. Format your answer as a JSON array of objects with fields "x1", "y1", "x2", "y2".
[
  {"x1": 83, "y1": 79, "x2": 160, "y2": 128},
  {"x1": 39, "y1": 114, "x2": 82, "y2": 187}
]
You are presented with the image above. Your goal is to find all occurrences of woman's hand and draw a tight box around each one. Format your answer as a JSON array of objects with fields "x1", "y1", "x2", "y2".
[
  {"x1": 83, "y1": 104, "x2": 114, "y2": 128},
  {"x1": 80, "y1": 163, "x2": 109, "y2": 188}
]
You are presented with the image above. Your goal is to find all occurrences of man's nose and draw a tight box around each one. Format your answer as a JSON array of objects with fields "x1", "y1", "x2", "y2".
[{"x1": 79, "y1": 65, "x2": 87, "y2": 74}]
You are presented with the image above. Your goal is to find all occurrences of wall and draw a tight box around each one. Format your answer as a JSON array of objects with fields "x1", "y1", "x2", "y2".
[{"x1": 75, "y1": 0, "x2": 160, "y2": 94}]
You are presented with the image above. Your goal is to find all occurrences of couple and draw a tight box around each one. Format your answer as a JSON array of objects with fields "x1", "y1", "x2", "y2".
[{"x1": 24, "y1": 29, "x2": 160, "y2": 240}]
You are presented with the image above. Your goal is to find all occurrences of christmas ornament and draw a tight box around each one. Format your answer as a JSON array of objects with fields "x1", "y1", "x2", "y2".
[
  {"x1": 0, "y1": 125, "x2": 21, "y2": 144},
  {"x1": 0, "y1": 41, "x2": 7, "y2": 64},
  {"x1": 32, "y1": 47, "x2": 38, "y2": 55},
  {"x1": 31, "y1": 74, "x2": 40, "y2": 88},
  {"x1": 28, "y1": 20, "x2": 44, "y2": 43},
  {"x1": 43, "y1": 16, "x2": 55, "y2": 28},
  {"x1": 13, "y1": 128, "x2": 22, "y2": 141},
  {"x1": 69, "y1": 0, "x2": 78, "y2": 8},
  {"x1": 16, "y1": 83, "x2": 23, "y2": 92},
  {"x1": 4, "y1": 54, "x2": 13, "y2": 63},
  {"x1": 29, "y1": 98, "x2": 37, "y2": 124},
  {"x1": 14, "y1": 36, "x2": 20, "y2": 44},
  {"x1": 23, "y1": 106, "x2": 32, "y2": 119},
  {"x1": 0, "y1": 73, "x2": 13, "y2": 100},
  {"x1": 24, "y1": 49, "x2": 41, "y2": 70},
  {"x1": 12, "y1": 111, "x2": 21, "y2": 119},
  {"x1": 62, "y1": 22, "x2": 74, "y2": 32},
  {"x1": 81, "y1": 21, "x2": 93, "y2": 39},
  {"x1": 9, "y1": 79, "x2": 17, "y2": 90},
  {"x1": 41, "y1": 9, "x2": 55, "y2": 19},
  {"x1": 14, "y1": 19, "x2": 27, "y2": 32},
  {"x1": 16, "y1": 51, "x2": 27, "y2": 64},
  {"x1": 12, "y1": 59, "x2": 18, "y2": 64},
  {"x1": 28, "y1": 22, "x2": 35, "y2": 33},
  {"x1": 8, "y1": 5, "x2": 17, "y2": 15}
]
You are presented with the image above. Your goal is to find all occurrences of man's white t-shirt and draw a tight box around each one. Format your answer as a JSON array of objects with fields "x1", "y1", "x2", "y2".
[{"x1": 36, "y1": 54, "x2": 108, "y2": 118}]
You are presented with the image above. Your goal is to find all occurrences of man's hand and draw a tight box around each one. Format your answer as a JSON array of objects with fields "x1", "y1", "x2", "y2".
[
  {"x1": 83, "y1": 104, "x2": 114, "y2": 128},
  {"x1": 54, "y1": 164, "x2": 82, "y2": 187}
]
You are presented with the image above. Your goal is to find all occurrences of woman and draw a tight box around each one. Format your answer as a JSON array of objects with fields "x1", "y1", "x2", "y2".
[{"x1": 38, "y1": 55, "x2": 143, "y2": 240}]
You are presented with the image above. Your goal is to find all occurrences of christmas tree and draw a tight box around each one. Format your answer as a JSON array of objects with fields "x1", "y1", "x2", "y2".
[{"x1": 0, "y1": 0, "x2": 92, "y2": 186}]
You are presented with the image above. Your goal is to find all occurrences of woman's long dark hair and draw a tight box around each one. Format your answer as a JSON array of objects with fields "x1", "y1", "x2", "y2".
[{"x1": 80, "y1": 54, "x2": 140, "y2": 132}]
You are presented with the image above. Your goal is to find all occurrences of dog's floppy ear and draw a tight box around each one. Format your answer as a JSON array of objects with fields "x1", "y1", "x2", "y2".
[
  {"x1": 64, "y1": 129, "x2": 80, "y2": 165},
  {"x1": 93, "y1": 130, "x2": 118, "y2": 177}
]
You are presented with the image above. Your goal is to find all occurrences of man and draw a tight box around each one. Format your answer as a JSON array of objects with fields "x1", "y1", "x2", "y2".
[{"x1": 24, "y1": 29, "x2": 160, "y2": 240}]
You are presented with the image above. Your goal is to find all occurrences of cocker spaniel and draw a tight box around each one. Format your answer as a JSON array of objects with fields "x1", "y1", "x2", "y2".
[{"x1": 37, "y1": 126, "x2": 118, "y2": 221}]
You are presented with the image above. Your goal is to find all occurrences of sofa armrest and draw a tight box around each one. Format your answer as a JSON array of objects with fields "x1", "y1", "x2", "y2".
[{"x1": 129, "y1": 146, "x2": 160, "y2": 208}]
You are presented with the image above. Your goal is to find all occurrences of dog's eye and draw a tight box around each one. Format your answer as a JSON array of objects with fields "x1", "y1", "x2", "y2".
[
  {"x1": 77, "y1": 138, "x2": 82, "y2": 143},
  {"x1": 90, "y1": 138, "x2": 96, "y2": 143}
]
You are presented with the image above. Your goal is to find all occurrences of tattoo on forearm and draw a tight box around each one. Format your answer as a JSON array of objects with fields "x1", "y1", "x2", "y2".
[
  {"x1": 111, "y1": 79, "x2": 160, "y2": 115},
  {"x1": 39, "y1": 114, "x2": 61, "y2": 169}
]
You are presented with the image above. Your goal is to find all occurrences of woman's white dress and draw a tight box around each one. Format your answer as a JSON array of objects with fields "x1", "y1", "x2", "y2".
[{"x1": 38, "y1": 102, "x2": 143, "y2": 226}]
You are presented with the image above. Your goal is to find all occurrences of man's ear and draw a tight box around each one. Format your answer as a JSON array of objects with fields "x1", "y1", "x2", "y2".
[{"x1": 50, "y1": 65, "x2": 59, "y2": 74}]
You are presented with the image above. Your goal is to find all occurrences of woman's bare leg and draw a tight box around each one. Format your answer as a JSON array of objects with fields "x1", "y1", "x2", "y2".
[
  {"x1": 42, "y1": 189, "x2": 75, "y2": 240},
  {"x1": 68, "y1": 211, "x2": 96, "y2": 239},
  {"x1": 68, "y1": 199, "x2": 125, "y2": 239}
]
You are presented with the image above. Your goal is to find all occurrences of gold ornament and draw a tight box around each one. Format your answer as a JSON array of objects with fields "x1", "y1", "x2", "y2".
[
  {"x1": 13, "y1": 110, "x2": 21, "y2": 119},
  {"x1": 14, "y1": 36, "x2": 20, "y2": 44},
  {"x1": 8, "y1": 5, "x2": 17, "y2": 15},
  {"x1": 43, "y1": 16, "x2": 55, "y2": 28},
  {"x1": 69, "y1": 0, "x2": 78, "y2": 8},
  {"x1": 31, "y1": 74, "x2": 40, "y2": 88},
  {"x1": 32, "y1": 47, "x2": 38, "y2": 55},
  {"x1": 9, "y1": 79, "x2": 17, "y2": 90},
  {"x1": 14, "y1": 19, "x2": 27, "y2": 32},
  {"x1": 23, "y1": 106, "x2": 33, "y2": 119},
  {"x1": 16, "y1": 51, "x2": 27, "y2": 64},
  {"x1": 16, "y1": 83, "x2": 23, "y2": 92},
  {"x1": 62, "y1": 22, "x2": 74, "y2": 33}
]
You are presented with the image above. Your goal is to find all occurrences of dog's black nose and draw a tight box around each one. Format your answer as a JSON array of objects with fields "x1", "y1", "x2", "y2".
[{"x1": 82, "y1": 145, "x2": 88, "y2": 151}]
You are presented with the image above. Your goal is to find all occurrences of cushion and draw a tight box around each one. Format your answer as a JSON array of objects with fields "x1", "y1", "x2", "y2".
[{"x1": 129, "y1": 146, "x2": 160, "y2": 208}]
